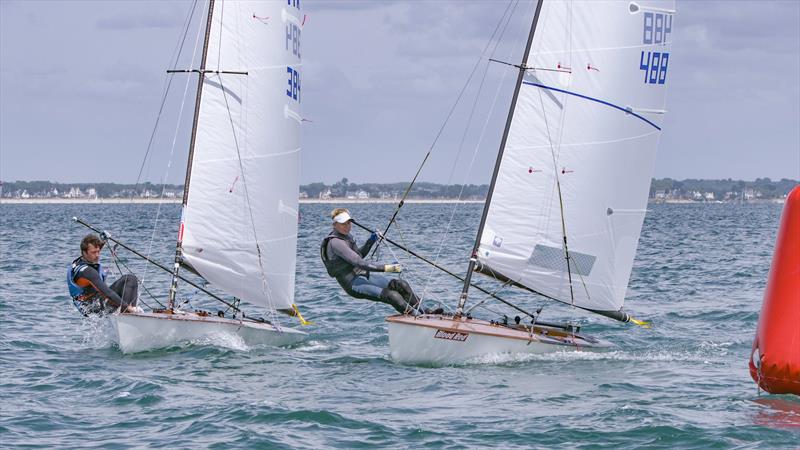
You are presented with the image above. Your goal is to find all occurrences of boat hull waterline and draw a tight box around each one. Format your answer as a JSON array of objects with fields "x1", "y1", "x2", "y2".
[
  {"x1": 111, "y1": 311, "x2": 308, "y2": 353},
  {"x1": 387, "y1": 314, "x2": 613, "y2": 364}
]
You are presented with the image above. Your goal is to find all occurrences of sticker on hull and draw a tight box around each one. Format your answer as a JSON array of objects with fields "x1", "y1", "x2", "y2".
[{"x1": 434, "y1": 329, "x2": 468, "y2": 342}]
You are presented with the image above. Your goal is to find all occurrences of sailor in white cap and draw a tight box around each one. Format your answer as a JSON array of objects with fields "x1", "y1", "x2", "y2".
[{"x1": 320, "y1": 207, "x2": 424, "y2": 314}]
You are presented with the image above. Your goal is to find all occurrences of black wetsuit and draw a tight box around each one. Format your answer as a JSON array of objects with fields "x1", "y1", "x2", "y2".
[
  {"x1": 70, "y1": 257, "x2": 138, "y2": 316},
  {"x1": 321, "y1": 230, "x2": 421, "y2": 314}
]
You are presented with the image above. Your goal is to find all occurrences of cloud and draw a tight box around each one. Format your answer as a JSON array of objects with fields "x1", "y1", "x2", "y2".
[
  {"x1": 2, "y1": 0, "x2": 798, "y2": 183},
  {"x1": 679, "y1": 1, "x2": 799, "y2": 53},
  {"x1": 96, "y1": 7, "x2": 186, "y2": 30},
  {"x1": 306, "y1": 0, "x2": 400, "y2": 12}
]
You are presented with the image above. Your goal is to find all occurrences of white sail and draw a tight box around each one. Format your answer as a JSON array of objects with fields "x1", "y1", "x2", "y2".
[
  {"x1": 181, "y1": 0, "x2": 303, "y2": 311},
  {"x1": 477, "y1": 1, "x2": 674, "y2": 312}
]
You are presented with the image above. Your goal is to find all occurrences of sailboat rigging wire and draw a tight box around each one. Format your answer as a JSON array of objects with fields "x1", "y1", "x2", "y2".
[
  {"x1": 464, "y1": 279, "x2": 513, "y2": 315},
  {"x1": 370, "y1": 0, "x2": 518, "y2": 257},
  {"x1": 130, "y1": 0, "x2": 201, "y2": 202},
  {"x1": 379, "y1": 219, "x2": 427, "y2": 295},
  {"x1": 351, "y1": 220, "x2": 537, "y2": 320},
  {"x1": 472, "y1": 302, "x2": 504, "y2": 318},
  {"x1": 166, "y1": 0, "x2": 217, "y2": 310},
  {"x1": 107, "y1": 243, "x2": 164, "y2": 310},
  {"x1": 123, "y1": 0, "x2": 199, "y2": 294},
  {"x1": 419, "y1": 0, "x2": 523, "y2": 304},
  {"x1": 489, "y1": 58, "x2": 572, "y2": 74},
  {"x1": 140, "y1": 0, "x2": 208, "y2": 297},
  {"x1": 456, "y1": 0, "x2": 544, "y2": 316}
]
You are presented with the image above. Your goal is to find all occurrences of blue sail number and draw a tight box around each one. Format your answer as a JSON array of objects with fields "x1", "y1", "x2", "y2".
[
  {"x1": 639, "y1": 51, "x2": 669, "y2": 84},
  {"x1": 287, "y1": 67, "x2": 300, "y2": 102},
  {"x1": 640, "y1": 11, "x2": 672, "y2": 85}
]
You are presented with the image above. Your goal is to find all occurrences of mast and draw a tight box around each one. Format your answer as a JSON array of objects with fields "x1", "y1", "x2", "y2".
[
  {"x1": 167, "y1": 0, "x2": 215, "y2": 310},
  {"x1": 455, "y1": 0, "x2": 544, "y2": 316}
]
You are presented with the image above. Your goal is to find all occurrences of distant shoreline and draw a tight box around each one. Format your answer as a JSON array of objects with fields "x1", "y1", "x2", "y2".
[
  {"x1": 1, "y1": 198, "x2": 784, "y2": 205},
  {"x1": 0, "y1": 198, "x2": 484, "y2": 205}
]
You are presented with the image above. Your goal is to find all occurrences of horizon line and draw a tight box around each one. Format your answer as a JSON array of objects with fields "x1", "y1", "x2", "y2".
[{"x1": 2, "y1": 177, "x2": 798, "y2": 185}]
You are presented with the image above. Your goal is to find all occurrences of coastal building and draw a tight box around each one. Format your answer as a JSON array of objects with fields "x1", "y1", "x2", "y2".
[{"x1": 319, "y1": 189, "x2": 332, "y2": 200}]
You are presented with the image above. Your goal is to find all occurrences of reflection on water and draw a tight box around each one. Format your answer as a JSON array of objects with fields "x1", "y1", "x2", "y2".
[{"x1": 753, "y1": 396, "x2": 800, "y2": 429}]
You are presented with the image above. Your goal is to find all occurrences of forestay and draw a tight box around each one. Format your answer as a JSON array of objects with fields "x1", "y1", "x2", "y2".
[
  {"x1": 182, "y1": 0, "x2": 303, "y2": 311},
  {"x1": 477, "y1": 1, "x2": 674, "y2": 312}
]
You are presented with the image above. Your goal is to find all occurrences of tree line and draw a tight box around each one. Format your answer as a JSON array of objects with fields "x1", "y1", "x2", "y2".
[{"x1": 1, "y1": 178, "x2": 796, "y2": 200}]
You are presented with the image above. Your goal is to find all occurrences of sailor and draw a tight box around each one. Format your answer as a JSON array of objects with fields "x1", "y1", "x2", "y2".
[
  {"x1": 67, "y1": 233, "x2": 141, "y2": 316},
  {"x1": 321, "y1": 208, "x2": 428, "y2": 314}
]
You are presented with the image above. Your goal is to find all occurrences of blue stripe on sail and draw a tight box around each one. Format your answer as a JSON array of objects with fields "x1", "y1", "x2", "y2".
[{"x1": 521, "y1": 81, "x2": 661, "y2": 131}]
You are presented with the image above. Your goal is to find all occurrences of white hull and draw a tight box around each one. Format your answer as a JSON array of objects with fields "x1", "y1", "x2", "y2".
[
  {"x1": 387, "y1": 314, "x2": 613, "y2": 365},
  {"x1": 110, "y1": 311, "x2": 308, "y2": 353}
]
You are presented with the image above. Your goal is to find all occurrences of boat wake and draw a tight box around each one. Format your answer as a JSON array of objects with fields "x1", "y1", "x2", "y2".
[
  {"x1": 294, "y1": 340, "x2": 333, "y2": 353},
  {"x1": 461, "y1": 348, "x2": 724, "y2": 366},
  {"x1": 76, "y1": 315, "x2": 255, "y2": 353},
  {"x1": 75, "y1": 315, "x2": 116, "y2": 350},
  {"x1": 188, "y1": 332, "x2": 250, "y2": 352}
]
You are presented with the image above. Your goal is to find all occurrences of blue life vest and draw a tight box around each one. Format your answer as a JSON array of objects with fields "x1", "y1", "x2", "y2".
[{"x1": 67, "y1": 257, "x2": 105, "y2": 300}]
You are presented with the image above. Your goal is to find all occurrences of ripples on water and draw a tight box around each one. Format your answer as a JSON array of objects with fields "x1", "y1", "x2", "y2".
[{"x1": 1, "y1": 202, "x2": 798, "y2": 448}]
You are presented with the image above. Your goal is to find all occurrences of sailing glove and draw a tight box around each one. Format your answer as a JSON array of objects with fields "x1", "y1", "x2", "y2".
[
  {"x1": 384, "y1": 264, "x2": 402, "y2": 273},
  {"x1": 367, "y1": 230, "x2": 383, "y2": 244}
]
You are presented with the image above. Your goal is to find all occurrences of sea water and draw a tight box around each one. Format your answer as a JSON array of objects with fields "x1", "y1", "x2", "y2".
[{"x1": 1, "y1": 202, "x2": 798, "y2": 448}]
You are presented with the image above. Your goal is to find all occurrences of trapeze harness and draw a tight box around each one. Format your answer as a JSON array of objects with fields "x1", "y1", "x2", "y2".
[{"x1": 67, "y1": 257, "x2": 107, "y2": 316}]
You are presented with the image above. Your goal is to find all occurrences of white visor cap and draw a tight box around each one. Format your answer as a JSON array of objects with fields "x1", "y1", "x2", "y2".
[{"x1": 333, "y1": 212, "x2": 352, "y2": 224}]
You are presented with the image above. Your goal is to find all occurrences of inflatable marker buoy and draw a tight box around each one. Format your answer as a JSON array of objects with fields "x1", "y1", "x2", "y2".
[{"x1": 749, "y1": 185, "x2": 800, "y2": 395}]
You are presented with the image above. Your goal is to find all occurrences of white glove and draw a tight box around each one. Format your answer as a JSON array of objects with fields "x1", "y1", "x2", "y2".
[{"x1": 384, "y1": 264, "x2": 402, "y2": 273}]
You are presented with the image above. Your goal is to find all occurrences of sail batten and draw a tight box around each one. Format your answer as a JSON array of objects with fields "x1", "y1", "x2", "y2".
[
  {"x1": 476, "y1": 0, "x2": 674, "y2": 312},
  {"x1": 181, "y1": 0, "x2": 303, "y2": 311}
]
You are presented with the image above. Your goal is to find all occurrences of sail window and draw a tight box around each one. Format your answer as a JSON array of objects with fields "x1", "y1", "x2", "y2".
[{"x1": 527, "y1": 244, "x2": 596, "y2": 276}]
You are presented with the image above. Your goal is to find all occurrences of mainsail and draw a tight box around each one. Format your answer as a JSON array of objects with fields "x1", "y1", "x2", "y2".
[
  {"x1": 181, "y1": 0, "x2": 303, "y2": 311},
  {"x1": 475, "y1": 1, "x2": 674, "y2": 313}
]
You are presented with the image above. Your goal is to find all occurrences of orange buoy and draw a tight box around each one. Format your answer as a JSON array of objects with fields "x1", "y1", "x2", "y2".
[{"x1": 750, "y1": 185, "x2": 800, "y2": 395}]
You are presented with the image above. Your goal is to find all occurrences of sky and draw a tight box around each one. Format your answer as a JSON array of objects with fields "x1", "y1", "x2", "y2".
[{"x1": 1, "y1": 0, "x2": 798, "y2": 185}]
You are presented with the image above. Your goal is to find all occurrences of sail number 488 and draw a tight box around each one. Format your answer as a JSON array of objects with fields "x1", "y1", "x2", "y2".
[
  {"x1": 640, "y1": 51, "x2": 668, "y2": 84},
  {"x1": 287, "y1": 67, "x2": 300, "y2": 102}
]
